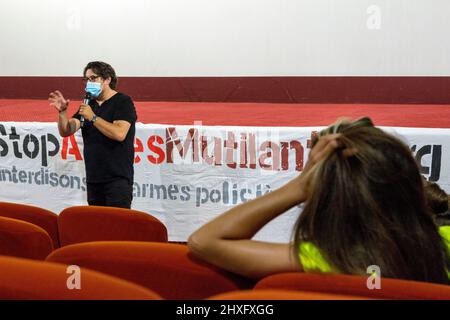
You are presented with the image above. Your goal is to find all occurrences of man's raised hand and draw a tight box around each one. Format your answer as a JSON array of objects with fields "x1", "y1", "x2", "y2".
[{"x1": 49, "y1": 90, "x2": 70, "y2": 113}]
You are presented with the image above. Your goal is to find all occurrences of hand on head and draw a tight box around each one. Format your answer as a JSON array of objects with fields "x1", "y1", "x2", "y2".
[
  {"x1": 292, "y1": 123, "x2": 358, "y2": 203},
  {"x1": 289, "y1": 133, "x2": 341, "y2": 203}
]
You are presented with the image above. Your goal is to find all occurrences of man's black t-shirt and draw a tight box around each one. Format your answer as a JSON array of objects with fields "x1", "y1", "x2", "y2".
[{"x1": 73, "y1": 92, "x2": 137, "y2": 184}]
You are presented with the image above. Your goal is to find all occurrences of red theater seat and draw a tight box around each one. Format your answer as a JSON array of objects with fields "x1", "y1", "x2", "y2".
[
  {"x1": 255, "y1": 272, "x2": 450, "y2": 300},
  {"x1": 47, "y1": 241, "x2": 254, "y2": 299},
  {"x1": 0, "y1": 216, "x2": 53, "y2": 260},
  {"x1": 58, "y1": 206, "x2": 168, "y2": 246},
  {"x1": 0, "y1": 256, "x2": 161, "y2": 300},
  {"x1": 0, "y1": 202, "x2": 59, "y2": 248},
  {"x1": 208, "y1": 289, "x2": 370, "y2": 300}
]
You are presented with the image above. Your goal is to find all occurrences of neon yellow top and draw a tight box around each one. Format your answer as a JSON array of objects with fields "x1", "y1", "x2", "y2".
[{"x1": 299, "y1": 226, "x2": 450, "y2": 279}]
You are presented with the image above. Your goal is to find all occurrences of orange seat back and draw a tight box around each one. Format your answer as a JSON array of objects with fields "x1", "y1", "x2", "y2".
[
  {"x1": 47, "y1": 241, "x2": 254, "y2": 299},
  {"x1": 58, "y1": 205, "x2": 168, "y2": 246},
  {"x1": 0, "y1": 216, "x2": 53, "y2": 260},
  {"x1": 208, "y1": 289, "x2": 371, "y2": 300},
  {"x1": 0, "y1": 256, "x2": 161, "y2": 299},
  {"x1": 0, "y1": 202, "x2": 59, "y2": 248},
  {"x1": 255, "y1": 272, "x2": 450, "y2": 300}
]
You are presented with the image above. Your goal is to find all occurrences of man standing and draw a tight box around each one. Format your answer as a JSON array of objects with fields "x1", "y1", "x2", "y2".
[{"x1": 49, "y1": 61, "x2": 137, "y2": 208}]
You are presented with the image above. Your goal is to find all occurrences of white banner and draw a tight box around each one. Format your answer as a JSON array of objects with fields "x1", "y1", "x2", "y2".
[{"x1": 0, "y1": 122, "x2": 449, "y2": 242}]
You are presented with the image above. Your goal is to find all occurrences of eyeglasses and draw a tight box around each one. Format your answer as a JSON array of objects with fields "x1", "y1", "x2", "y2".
[{"x1": 82, "y1": 75, "x2": 101, "y2": 82}]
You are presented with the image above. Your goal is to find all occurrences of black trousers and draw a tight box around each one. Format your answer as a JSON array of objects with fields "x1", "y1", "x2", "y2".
[{"x1": 87, "y1": 178, "x2": 133, "y2": 209}]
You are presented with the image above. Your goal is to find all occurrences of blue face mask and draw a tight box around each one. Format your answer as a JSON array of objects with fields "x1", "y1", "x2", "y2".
[{"x1": 85, "y1": 82, "x2": 103, "y2": 98}]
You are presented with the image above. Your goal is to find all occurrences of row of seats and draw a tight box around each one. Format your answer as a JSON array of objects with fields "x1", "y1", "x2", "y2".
[
  {"x1": 1, "y1": 201, "x2": 450, "y2": 299},
  {"x1": 0, "y1": 255, "x2": 368, "y2": 300},
  {"x1": 44, "y1": 241, "x2": 450, "y2": 300},
  {"x1": 1, "y1": 242, "x2": 450, "y2": 299},
  {"x1": 0, "y1": 202, "x2": 168, "y2": 259}
]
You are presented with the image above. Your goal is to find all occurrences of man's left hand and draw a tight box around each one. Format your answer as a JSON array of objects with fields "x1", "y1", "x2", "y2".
[{"x1": 78, "y1": 104, "x2": 95, "y2": 121}]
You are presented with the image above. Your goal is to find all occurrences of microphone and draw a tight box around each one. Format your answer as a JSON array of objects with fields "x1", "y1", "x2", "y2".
[{"x1": 80, "y1": 92, "x2": 92, "y2": 128}]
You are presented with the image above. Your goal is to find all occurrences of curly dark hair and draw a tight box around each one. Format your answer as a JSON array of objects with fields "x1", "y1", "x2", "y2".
[{"x1": 83, "y1": 61, "x2": 118, "y2": 90}]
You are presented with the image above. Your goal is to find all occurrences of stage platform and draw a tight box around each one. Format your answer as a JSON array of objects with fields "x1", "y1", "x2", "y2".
[{"x1": 0, "y1": 99, "x2": 449, "y2": 128}]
